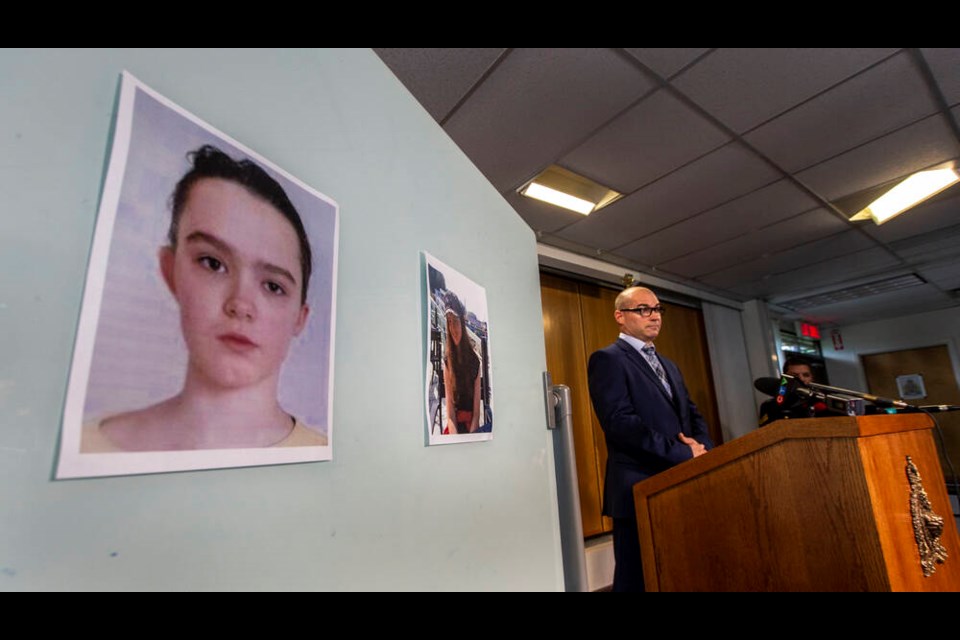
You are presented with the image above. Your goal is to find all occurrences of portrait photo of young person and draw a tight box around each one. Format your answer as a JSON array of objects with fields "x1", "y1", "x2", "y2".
[
  {"x1": 56, "y1": 73, "x2": 338, "y2": 479},
  {"x1": 423, "y1": 253, "x2": 493, "y2": 446}
]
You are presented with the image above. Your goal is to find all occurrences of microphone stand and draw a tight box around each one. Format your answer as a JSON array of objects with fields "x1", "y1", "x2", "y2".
[
  {"x1": 781, "y1": 374, "x2": 911, "y2": 409},
  {"x1": 782, "y1": 375, "x2": 960, "y2": 413}
]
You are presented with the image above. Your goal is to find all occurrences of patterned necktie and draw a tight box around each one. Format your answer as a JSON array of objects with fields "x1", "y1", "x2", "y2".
[{"x1": 642, "y1": 344, "x2": 673, "y2": 399}]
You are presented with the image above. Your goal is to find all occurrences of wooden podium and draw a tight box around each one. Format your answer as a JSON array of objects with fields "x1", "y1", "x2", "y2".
[{"x1": 633, "y1": 414, "x2": 960, "y2": 591}]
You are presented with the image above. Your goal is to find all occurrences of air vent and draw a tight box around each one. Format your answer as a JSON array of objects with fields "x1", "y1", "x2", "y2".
[{"x1": 777, "y1": 274, "x2": 927, "y2": 311}]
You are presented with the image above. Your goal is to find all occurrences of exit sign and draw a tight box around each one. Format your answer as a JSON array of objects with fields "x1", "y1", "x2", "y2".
[{"x1": 799, "y1": 322, "x2": 821, "y2": 339}]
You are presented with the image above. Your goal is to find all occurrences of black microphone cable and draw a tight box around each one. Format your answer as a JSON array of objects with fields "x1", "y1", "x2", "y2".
[{"x1": 913, "y1": 406, "x2": 960, "y2": 519}]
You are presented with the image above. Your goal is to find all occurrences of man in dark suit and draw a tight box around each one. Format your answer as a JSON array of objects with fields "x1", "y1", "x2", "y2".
[{"x1": 587, "y1": 286, "x2": 714, "y2": 592}]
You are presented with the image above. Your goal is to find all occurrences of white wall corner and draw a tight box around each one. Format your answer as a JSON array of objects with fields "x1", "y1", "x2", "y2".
[{"x1": 740, "y1": 300, "x2": 780, "y2": 404}]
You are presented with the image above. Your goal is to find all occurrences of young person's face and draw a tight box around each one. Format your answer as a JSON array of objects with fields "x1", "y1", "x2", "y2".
[
  {"x1": 446, "y1": 312, "x2": 463, "y2": 347},
  {"x1": 161, "y1": 178, "x2": 309, "y2": 390}
]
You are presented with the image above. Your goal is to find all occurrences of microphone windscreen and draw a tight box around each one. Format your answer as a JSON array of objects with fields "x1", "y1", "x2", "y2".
[{"x1": 754, "y1": 377, "x2": 783, "y2": 397}]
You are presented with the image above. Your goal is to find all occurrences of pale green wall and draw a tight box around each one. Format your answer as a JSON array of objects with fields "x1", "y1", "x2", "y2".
[{"x1": 0, "y1": 48, "x2": 563, "y2": 590}]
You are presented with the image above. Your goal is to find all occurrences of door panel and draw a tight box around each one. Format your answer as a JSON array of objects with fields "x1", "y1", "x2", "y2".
[
  {"x1": 655, "y1": 304, "x2": 723, "y2": 447},
  {"x1": 862, "y1": 345, "x2": 960, "y2": 483},
  {"x1": 577, "y1": 283, "x2": 621, "y2": 534},
  {"x1": 540, "y1": 273, "x2": 605, "y2": 537}
]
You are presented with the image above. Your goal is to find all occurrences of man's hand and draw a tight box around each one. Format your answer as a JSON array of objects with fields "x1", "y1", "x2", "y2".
[{"x1": 678, "y1": 432, "x2": 707, "y2": 457}]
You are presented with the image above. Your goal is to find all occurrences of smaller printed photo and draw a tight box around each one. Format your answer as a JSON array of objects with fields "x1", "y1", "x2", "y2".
[{"x1": 423, "y1": 252, "x2": 493, "y2": 445}]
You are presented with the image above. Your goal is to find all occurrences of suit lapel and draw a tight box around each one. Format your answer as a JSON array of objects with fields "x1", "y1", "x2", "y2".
[
  {"x1": 615, "y1": 339, "x2": 676, "y2": 406},
  {"x1": 659, "y1": 356, "x2": 682, "y2": 411}
]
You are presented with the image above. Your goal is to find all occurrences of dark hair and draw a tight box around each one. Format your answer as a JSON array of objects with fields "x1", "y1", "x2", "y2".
[
  {"x1": 783, "y1": 356, "x2": 812, "y2": 372},
  {"x1": 443, "y1": 290, "x2": 465, "y2": 319},
  {"x1": 444, "y1": 291, "x2": 480, "y2": 431},
  {"x1": 168, "y1": 145, "x2": 313, "y2": 304}
]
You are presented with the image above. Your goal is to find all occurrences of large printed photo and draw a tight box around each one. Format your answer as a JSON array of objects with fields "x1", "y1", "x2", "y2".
[{"x1": 56, "y1": 72, "x2": 338, "y2": 478}]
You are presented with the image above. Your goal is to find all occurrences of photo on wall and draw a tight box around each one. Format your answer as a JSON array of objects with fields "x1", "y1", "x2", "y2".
[
  {"x1": 896, "y1": 373, "x2": 927, "y2": 400},
  {"x1": 56, "y1": 71, "x2": 339, "y2": 479},
  {"x1": 423, "y1": 252, "x2": 493, "y2": 445}
]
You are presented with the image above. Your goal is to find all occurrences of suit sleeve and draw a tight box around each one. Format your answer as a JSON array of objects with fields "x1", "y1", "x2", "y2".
[
  {"x1": 661, "y1": 355, "x2": 714, "y2": 450},
  {"x1": 587, "y1": 349, "x2": 695, "y2": 467},
  {"x1": 684, "y1": 391, "x2": 714, "y2": 450}
]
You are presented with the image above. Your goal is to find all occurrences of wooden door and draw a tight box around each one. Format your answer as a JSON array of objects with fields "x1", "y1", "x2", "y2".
[
  {"x1": 541, "y1": 275, "x2": 609, "y2": 537},
  {"x1": 862, "y1": 345, "x2": 960, "y2": 483},
  {"x1": 540, "y1": 272, "x2": 722, "y2": 538}
]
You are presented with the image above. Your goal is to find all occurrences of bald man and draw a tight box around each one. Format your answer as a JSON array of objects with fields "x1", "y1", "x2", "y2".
[{"x1": 587, "y1": 286, "x2": 714, "y2": 592}]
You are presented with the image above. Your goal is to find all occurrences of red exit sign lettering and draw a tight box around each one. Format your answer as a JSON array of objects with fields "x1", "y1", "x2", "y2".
[{"x1": 800, "y1": 322, "x2": 820, "y2": 339}]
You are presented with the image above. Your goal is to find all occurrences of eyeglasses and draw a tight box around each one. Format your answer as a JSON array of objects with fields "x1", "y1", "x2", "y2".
[{"x1": 619, "y1": 305, "x2": 665, "y2": 317}]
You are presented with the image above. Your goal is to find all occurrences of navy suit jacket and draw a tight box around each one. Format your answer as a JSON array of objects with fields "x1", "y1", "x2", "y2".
[{"x1": 588, "y1": 339, "x2": 714, "y2": 519}]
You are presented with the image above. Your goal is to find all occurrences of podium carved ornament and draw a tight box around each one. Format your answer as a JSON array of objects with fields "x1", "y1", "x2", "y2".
[{"x1": 906, "y1": 455, "x2": 948, "y2": 577}]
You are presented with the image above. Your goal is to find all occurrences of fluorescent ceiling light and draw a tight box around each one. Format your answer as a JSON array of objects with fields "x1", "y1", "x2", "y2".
[
  {"x1": 851, "y1": 167, "x2": 959, "y2": 225},
  {"x1": 523, "y1": 183, "x2": 595, "y2": 214},
  {"x1": 519, "y1": 165, "x2": 622, "y2": 215}
]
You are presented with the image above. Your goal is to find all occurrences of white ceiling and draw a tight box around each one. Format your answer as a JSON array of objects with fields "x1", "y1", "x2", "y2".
[{"x1": 375, "y1": 48, "x2": 960, "y2": 327}]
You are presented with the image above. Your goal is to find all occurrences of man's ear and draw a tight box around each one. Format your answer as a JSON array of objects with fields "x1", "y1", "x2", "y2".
[
  {"x1": 293, "y1": 304, "x2": 310, "y2": 337},
  {"x1": 159, "y1": 246, "x2": 177, "y2": 297}
]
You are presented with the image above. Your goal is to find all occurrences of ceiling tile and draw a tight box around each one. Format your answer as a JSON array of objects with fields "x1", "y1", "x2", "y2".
[
  {"x1": 685, "y1": 259, "x2": 776, "y2": 291},
  {"x1": 612, "y1": 179, "x2": 821, "y2": 266},
  {"x1": 919, "y1": 262, "x2": 960, "y2": 290},
  {"x1": 733, "y1": 247, "x2": 900, "y2": 298},
  {"x1": 556, "y1": 142, "x2": 781, "y2": 249},
  {"x1": 729, "y1": 280, "x2": 781, "y2": 300},
  {"x1": 695, "y1": 230, "x2": 876, "y2": 289},
  {"x1": 750, "y1": 207, "x2": 851, "y2": 251},
  {"x1": 623, "y1": 48, "x2": 711, "y2": 79},
  {"x1": 782, "y1": 285, "x2": 953, "y2": 326},
  {"x1": 379, "y1": 48, "x2": 960, "y2": 325},
  {"x1": 795, "y1": 114, "x2": 960, "y2": 201},
  {"x1": 889, "y1": 227, "x2": 960, "y2": 264},
  {"x1": 671, "y1": 48, "x2": 899, "y2": 133},
  {"x1": 656, "y1": 208, "x2": 849, "y2": 277},
  {"x1": 921, "y1": 48, "x2": 960, "y2": 105},
  {"x1": 373, "y1": 48, "x2": 506, "y2": 122},
  {"x1": 443, "y1": 48, "x2": 655, "y2": 192},
  {"x1": 745, "y1": 52, "x2": 939, "y2": 172},
  {"x1": 771, "y1": 229, "x2": 880, "y2": 270},
  {"x1": 560, "y1": 89, "x2": 730, "y2": 193},
  {"x1": 651, "y1": 236, "x2": 761, "y2": 278}
]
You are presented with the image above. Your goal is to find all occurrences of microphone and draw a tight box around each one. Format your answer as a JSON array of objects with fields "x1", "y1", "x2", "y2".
[
  {"x1": 755, "y1": 376, "x2": 821, "y2": 425},
  {"x1": 753, "y1": 377, "x2": 782, "y2": 398},
  {"x1": 755, "y1": 375, "x2": 865, "y2": 417},
  {"x1": 754, "y1": 376, "x2": 823, "y2": 403},
  {"x1": 795, "y1": 375, "x2": 911, "y2": 410}
]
